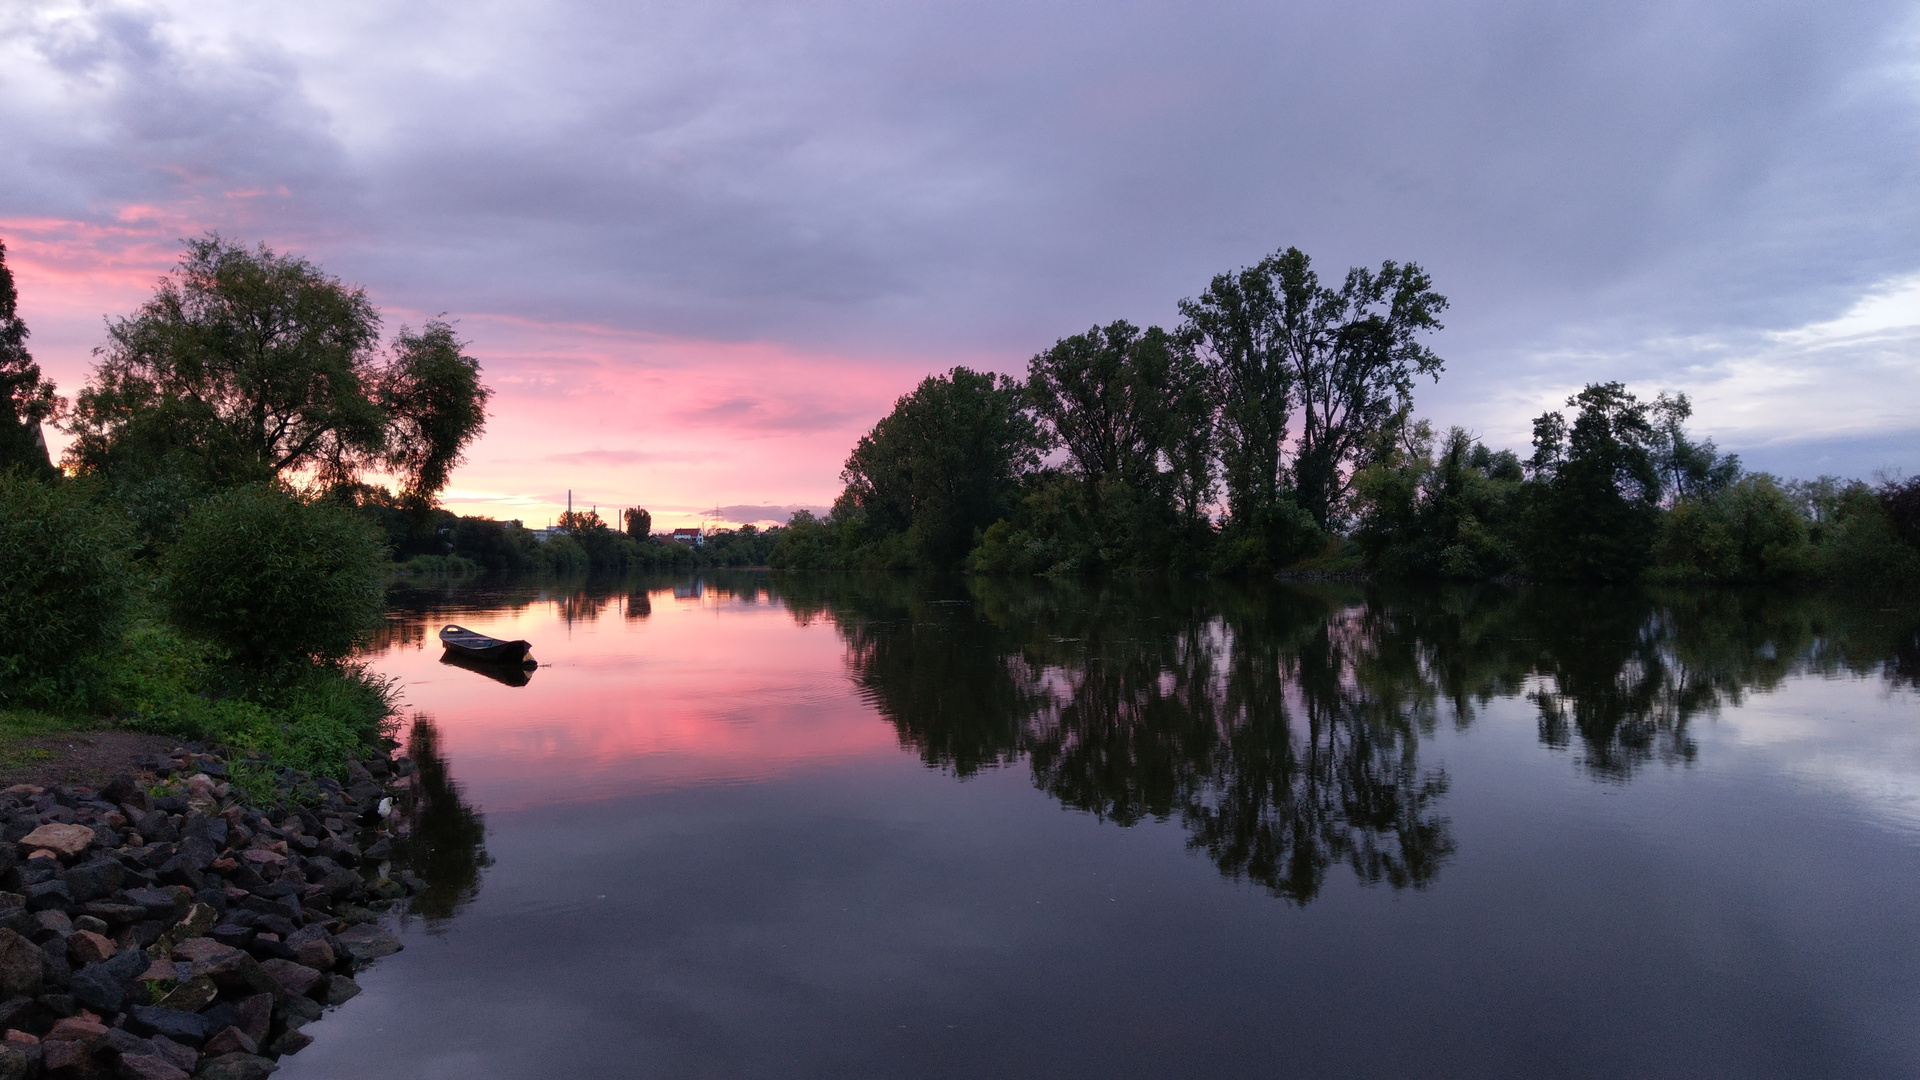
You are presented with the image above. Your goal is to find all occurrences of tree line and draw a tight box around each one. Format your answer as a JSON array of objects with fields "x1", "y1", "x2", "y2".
[{"x1": 771, "y1": 245, "x2": 1920, "y2": 583}]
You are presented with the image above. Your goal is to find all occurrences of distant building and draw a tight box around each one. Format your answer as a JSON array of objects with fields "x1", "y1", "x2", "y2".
[{"x1": 670, "y1": 527, "x2": 704, "y2": 546}]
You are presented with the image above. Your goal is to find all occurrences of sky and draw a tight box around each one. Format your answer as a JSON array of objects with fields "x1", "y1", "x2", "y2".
[{"x1": 2, "y1": 0, "x2": 1916, "y2": 530}]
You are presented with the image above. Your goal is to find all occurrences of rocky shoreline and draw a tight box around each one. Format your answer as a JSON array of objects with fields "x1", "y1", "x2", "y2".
[{"x1": 0, "y1": 745, "x2": 425, "y2": 1080}]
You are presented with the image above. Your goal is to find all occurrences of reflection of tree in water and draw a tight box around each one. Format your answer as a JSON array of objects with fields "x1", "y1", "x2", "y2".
[
  {"x1": 806, "y1": 577, "x2": 1920, "y2": 904},
  {"x1": 813, "y1": 578, "x2": 1455, "y2": 904},
  {"x1": 391, "y1": 715, "x2": 493, "y2": 926},
  {"x1": 367, "y1": 617, "x2": 427, "y2": 652},
  {"x1": 1185, "y1": 598, "x2": 1454, "y2": 902}
]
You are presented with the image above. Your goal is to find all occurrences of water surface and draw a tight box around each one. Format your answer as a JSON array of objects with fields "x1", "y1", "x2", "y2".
[{"x1": 283, "y1": 576, "x2": 1920, "y2": 1079}]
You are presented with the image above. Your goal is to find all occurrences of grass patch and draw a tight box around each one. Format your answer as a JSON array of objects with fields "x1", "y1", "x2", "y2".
[
  {"x1": 2, "y1": 617, "x2": 396, "y2": 782},
  {"x1": 0, "y1": 708, "x2": 103, "y2": 770}
]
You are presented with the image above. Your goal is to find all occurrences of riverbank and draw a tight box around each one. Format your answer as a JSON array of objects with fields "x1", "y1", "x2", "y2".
[{"x1": 0, "y1": 739, "x2": 424, "y2": 1080}]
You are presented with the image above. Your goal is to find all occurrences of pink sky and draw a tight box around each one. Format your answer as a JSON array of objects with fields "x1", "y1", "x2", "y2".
[{"x1": 5, "y1": 211, "x2": 992, "y2": 531}]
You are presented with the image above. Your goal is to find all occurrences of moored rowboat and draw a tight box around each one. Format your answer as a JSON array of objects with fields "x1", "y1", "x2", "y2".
[{"x1": 439, "y1": 624, "x2": 533, "y2": 664}]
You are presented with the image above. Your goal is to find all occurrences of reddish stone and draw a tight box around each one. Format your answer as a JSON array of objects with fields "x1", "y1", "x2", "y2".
[
  {"x1": 42, "y1": 1037, "x2": 90, "y2": 1071},
  {"x1": 68, "y1": 929, "x2": 117, "y2": 966},
  {"x1": 117, "y1": 1053, "x2": 192, "y2": 1080},
  {"x1": 47, "y1": 1016, "x2": 110, "y2": 1044},
  {"x1": 261, "y1": 957, "x2": 324, "y2": 997},
  {"x1": 202, "y1": 1025, "x2": 258, "y2": 1057},
  {"x1": 17, "y1": 823, "x2": 95, "y2": 858}
]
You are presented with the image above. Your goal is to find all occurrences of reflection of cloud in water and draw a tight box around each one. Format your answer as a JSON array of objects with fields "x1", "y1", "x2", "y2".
[{"x1": 1710, "y1": 677, "x2": 1920, "y2": 836}]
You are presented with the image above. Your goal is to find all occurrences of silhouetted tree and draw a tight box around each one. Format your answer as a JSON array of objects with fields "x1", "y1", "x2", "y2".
[
  {"x1": 64, "y1": 237, "x2": 489, "y2": 500},
  {"x1": 0, "y1": 240, "x2": 58, "y2": 478},
  {"x1": 1526, "y1": 382, "x2": 1664, "y2": 580},
  {"x1": 839, "y1": 367, "x2": 1041, "y2": 569},
  {"x1": 1267, "y1": 248, "x2": 1447, "y2": 531}
]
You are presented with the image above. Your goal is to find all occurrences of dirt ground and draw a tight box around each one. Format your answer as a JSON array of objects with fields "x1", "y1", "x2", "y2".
[{"x1": 0, "y1": 729, "x2": 181, "y2": 790}]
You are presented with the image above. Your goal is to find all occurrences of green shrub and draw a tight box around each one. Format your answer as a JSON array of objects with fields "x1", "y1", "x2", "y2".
[
  {"x1": 161, "y1": 484, "x2": 386, "y2": 668},
  {"x1": 1212, "y1": 500, "x2": 1323, "y2": 575},
  {"x1": 112, "y1": 620, "x2": 395, "y2": 778},
  {"x1": 1813, "y1": 484, "x2": 1920, "y2": 585},
  {"x1": 1652, "y1": 476, "x2": 1811, "y2": 583},
  {"x1": 0, "y1": 474, "x2": 133, "y2": 707}
]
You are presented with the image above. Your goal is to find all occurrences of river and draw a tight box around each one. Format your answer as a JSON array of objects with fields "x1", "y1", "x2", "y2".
[{"x1": 277, "y1": 574, "x2": 1920, "y2": 1079}]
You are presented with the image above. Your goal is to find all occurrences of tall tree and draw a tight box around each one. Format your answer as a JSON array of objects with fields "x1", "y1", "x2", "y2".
[
  {"x1": 64, "y1": 237, "x2": 488, "y2": 500},
  {"x1": 1648, "y1": 391, "x2": 1739, "y2": 504},
  {"x1": 840, "y1": 367, "x2": 1040, "y2": 568},
  {"x1": 1024, "y1": 319, "x2": 1214, "y2": 536},
  {"x1": 1026, "y1": 321, "x2": 1188, "y2": 490},
  {"x1": 1268, "y1": 248, "x2": 1447, "y2": 530},
  {"x1": 1178, "y1": 263, "x2": 1292, "y2": 528},
  {"x1": 0, "y1": 240, "x2": 59, "y2": 478},
  {"x1": 1527, "y1": 382, "x2": 1663, "y2": 580},
  {"x1": 623, "y1": 507, "x2": 652, "y2": 538}
]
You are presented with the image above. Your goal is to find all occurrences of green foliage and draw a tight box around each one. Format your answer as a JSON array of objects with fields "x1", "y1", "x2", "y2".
[
  {"x1": 0, "y1": 240, "x2": 59, "y2": 479},
  {"x1": 64, "y1": 237, "x2": 488, "y2": 501},
  {"x1": 110, "y1": 620, "x2": 395, "y2": 779},
  {"x1": 769, "y1": 510, "x2": 841, "y2": 570},
  {"x1": 1178, "y1": 246, "x2": 1446, "y2": 534},
  {"x1": 1808, "y1": 482, "x2": 1920, "y2": 586},
  {"x1": 1351, "y1": 424, "x2": 1524, "y2": 578},
  {"x1": 1210, "y1": 498, "x2": 1323, "y2": 575},
  {"x1": 840, "y1": 367, "x2": 1041, "y2": 569},
  {"x1": 161, "y1": 484, "x2": 387, "y2": 668},
  {"x1": 1651, "y1": 476, "x2": 1811, "y2": 583},
  {"x1": 381, "y1": 321, "x2": 492, "y2": 504},
  {"x1": 1882, "y1": 476, "x2": 1920, "y2": 551},
  {"x1": 0, "y1": 474, "x2": 133, "y2": 707},
  {"x1": 1525, "y1": 382, "x2": 1665, "y2": 581}
]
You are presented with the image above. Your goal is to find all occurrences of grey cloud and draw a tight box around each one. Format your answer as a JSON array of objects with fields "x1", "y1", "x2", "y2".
[{"x1": 2, "y1": 0, "x2": 1915, "y2": 474}]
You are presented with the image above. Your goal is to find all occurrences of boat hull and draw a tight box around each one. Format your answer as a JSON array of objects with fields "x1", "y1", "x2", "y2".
[{"x1": 438, "y1": 624, "x2": 533, "y2": 664}]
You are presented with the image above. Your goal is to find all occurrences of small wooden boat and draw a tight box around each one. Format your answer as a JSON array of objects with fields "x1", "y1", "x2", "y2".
[
  {"x1": 438, "y1": 624, "x2": 533, "y2": 664},
  {"x1": 440, "y1": 650, "x2": 536, "y2": 687}
]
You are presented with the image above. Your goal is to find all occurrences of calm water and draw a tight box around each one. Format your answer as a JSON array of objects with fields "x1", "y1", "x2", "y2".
[{"x1": 282, "y1": 575, "x2": 1920, "y2": 1079}]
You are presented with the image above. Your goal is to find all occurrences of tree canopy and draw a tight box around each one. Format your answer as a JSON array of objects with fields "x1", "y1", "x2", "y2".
[
  {"x1": 64, "y1": 237, "x2": 489, "y2": 501},
  {"x1": 839, "y1": 367, "x2": 1041, "y2": 569},
  {"x1": 1178, "y1": 246, "x2": 1446, "y2": 547}
]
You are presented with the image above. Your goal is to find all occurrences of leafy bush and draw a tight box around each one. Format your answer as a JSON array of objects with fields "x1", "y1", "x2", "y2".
[
  {"x1": 161, "y1": 484, "x2": 387, "y2": 668},
  {"x1": 1651, "y1": 476, "x2": 1812, "y2": 583},
  {"x1": 1212, "y1": 499, "x2": 1323, "y2": 575},
  {"x1": 112, "y1": 621, "x2": 395, "y2": 778},
  {"x1": 0, "y1": 474, "x2": 133, "y2": 707},
  {"x1": 1812, "y1": 483, "x2": 1920, "y2": 586}
]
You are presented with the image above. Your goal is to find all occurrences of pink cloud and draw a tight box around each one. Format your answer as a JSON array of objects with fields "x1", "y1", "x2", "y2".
[{"x1": 4, "y1": 211, "x2": 996, "y2": 528}]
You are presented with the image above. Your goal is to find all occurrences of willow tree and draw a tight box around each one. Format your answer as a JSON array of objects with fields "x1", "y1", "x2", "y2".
[{"x1": 64, "y1": 237, "x2": 489, "y2": 504}]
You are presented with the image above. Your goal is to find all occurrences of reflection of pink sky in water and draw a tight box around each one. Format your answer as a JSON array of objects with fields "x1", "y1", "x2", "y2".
[{"x1": 369, "y1": 586, "x2": 896, "y2": 812}]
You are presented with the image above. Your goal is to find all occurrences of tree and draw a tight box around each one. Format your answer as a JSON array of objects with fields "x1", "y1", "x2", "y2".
[
  {"x1": 623, "y1": 507, "x2": 652, "y2": 538},
  {"x1": 840, "y1": 367, "x2": 1041, "y2": 569},
  {"x1": 1181, "y1": 245, "x2": 1445, "y2": 547},
  {"x1": 558, "y1": 508, "x2": 606, "y2": 532},
  {"x1": 161, "y1": 484, "x2": 387, "y2": 669},
  {"x1": 1648, "y1": 392, "x2": 1739, "y2": 504},
  {"x1": 1026, "y1": 321, "x2": 1191, "y2": 492},
  {"x1": 0, "y1": 240, "x2": 59, "y2": 478},
  {"x1": 64, "y1": 237, "x2": 489, "y2": 501},
  {"x1": 1179, "y1": 262, "x2": 1292, "y2": 528},
  {"x1": 1268, "y1": 248, "x2": 1447, "y2": 530},
  {"x1": 1526, "y1": 382, "x2": 1664, "y2": 580}
]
